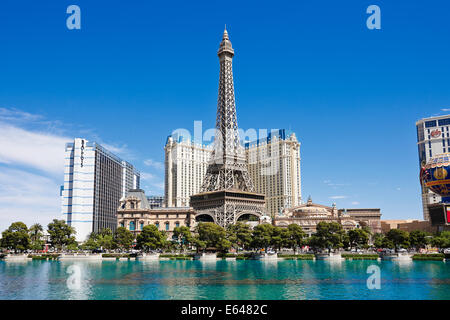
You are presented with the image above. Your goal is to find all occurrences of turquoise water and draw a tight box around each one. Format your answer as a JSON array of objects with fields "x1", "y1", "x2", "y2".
[{"x1": 0, "y1": 260, "x2": 449, "y2": 300}]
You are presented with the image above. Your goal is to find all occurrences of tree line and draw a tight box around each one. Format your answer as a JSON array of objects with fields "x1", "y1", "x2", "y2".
[{"x1": 1, "y1": 220, "x2": 449, "y2": 253}]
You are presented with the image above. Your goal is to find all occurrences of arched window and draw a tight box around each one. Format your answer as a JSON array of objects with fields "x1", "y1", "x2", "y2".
[
  {"x1": 155, "y1": 222, "x2": 160, "y2": 229},
  {"x1": 130, "y1": 202, "x2": 135, "y2": 209},
  {"x1": 175, "y1": 221, "x2": 180, "y2": 228},
  {"x1": 165, "y1": 222, "x2": 170, "y2": 231},
  {"x1": 129, "y1": 221, "x2": 135, "y2": 231},
  {"x1": 140, "y1": 222, "x2": 144, "y2": 230},
  {"x1": 119, "y1": 221, "x2": 124, "y2": 228}
]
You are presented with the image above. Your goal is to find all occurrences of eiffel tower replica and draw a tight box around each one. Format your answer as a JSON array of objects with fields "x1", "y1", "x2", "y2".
[{"x1": 190, "y1": 28, "x2": 266, "y2": 227}]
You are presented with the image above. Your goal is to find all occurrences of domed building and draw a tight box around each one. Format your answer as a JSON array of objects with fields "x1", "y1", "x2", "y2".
[{"x1": 273, "y1": 197, "x2": 381, "y2": 236}]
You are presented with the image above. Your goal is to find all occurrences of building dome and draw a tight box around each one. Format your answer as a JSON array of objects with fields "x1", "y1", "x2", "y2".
[
  {"x1": 421, "y1": 153, "x2": 450, "y2": 198},
  {"x1": 289, "y1": 197, "x2": 332, "y2": 217}
]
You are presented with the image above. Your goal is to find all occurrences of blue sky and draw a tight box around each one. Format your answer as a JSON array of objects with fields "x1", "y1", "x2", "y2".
[{"x1": 0, "y1": 0, "x2": 449, "y2": 230}]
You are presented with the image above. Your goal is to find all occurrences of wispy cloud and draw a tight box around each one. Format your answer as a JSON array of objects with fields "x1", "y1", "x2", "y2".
[
  {"x1": 144, "y1": 158, "x2": 164, "y2": 170},
  {"x1": 329, "y1": 195, "x2": 348, "y2": 199},
  {"x1": 0, "y1": 107, "x2": 43, "y2": 122},
  {"x1": 0, "y1": 107, "x2": 140, "y2": 231},
  {"x1": 441, "y1": 108, "x2": 450, "y2": 112},
  {"x1": 351, "y1": 201, "x2": 360, "y2": 205},
  {"x1": 0, "y1": 123, "x2": 68, "y2": 176},
  {"x1": 101, "y1": 142, "x2": 132, "y2": 158},
  {"x1": 140, "y1": 171, "x2": 164, "y2": 194},
  {"x1": 0, "y1": 167, "x2": 61, "y2": 231},
  {"x1": 141, "y1": 172, "x2": 157, "y2": 180},
  {"x1": 323, "y1": 180, "x2": 350, "y2": 187}
]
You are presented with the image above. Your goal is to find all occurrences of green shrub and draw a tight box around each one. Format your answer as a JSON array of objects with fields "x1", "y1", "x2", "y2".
[
  {"x1": 342, "y1": 254, "x2": 379, "y2": 260},
  {"x1": 412, "y1": 254, "x2": 444, "y2": 261},
  {"x1": 278, "y1": 254, "x2": 314, "y2": 260},
  {"x1": 31, "y1": 255, "x2": 48, "y2": 260},
  {"x1": 30, "y1": 254, "x2": 60, "y2": 260},
  {"x1": 160, "y1": 254, "x2": 194, "y2": 259},
  {"x1": 296, "y1": 254, "x2": 315, "y2": 260},
  {"x1": 102, "y1": 253, "x2": 131, "y2": 258}
]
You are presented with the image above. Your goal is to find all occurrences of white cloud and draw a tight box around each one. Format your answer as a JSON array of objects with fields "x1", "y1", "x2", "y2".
[
  {"x1": 0, "y1": 123, "x2": 68, "y2": 176},
  {"x1": 441, "y1": 108, "x2": 450, "y2": 112},
  {"x1": 144, "y1": 158, "x2": 164, "y2": 170},
  {"x1": 140, "y1": 171, "x2": 164, "y2": 194},
  {"x1": 0, "y1": 168, "x2": 61, "y2": 231},
  {"x1": 101, "y1": 142, "x2": 132, "y2": 159},
  {"x1": 323, "y1": 180, "x2": 350, "y2": 187},
  {"x1": 0, "y1": 107, "x2": 43, "y2": 122},
  {"x1": 141, "y1": 172, "x2": 157, "y2": 180},
  {"x1": 152, "y1": 182, "x2": 164, "y2": 190},
  {"x1": 329, "y1": 195, "x2": 348, "y2": 199},
  {"x1": 351, "y1": 201, "x2": 360, "y2": 205}
]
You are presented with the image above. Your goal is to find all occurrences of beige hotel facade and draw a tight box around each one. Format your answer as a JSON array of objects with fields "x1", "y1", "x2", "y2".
[{"x1": 164, "y1": 129, "x2": 302, "y2": 217}]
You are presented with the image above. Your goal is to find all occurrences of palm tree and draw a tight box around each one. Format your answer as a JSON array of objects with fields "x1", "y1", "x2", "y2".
[{"x1": 29, "y1": 223, "x2": 43, "y2": 243}]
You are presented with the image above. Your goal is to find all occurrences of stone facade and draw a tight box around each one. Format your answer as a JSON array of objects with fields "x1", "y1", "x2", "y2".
[
  {"x1": 117, "y1": 189, "x2": 195, "y2": 238},
  {"x1": 338, "y1": 208, "x2": 382, "y2": 234},
  {"x1": 381, "y1": 219, "x2": 436, "y2": 233}
]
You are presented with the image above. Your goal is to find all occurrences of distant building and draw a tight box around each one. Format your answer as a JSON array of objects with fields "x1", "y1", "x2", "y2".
[
  {"x1": 117, "y1": 189, "x2": 195, "y2": 238},
  {"x1": 416, "y1": 115, "x2": 450, "y2": 219},
  {"x1": 381, "y1": 219, "x2": 435, "y2": 234},
  {"x1": 273, "y1": 197, "x2": 381, "y2": 236},
  {"x1": 164, "y1": 135, "x2": 212, "y2": 208},
  {"x1": 147, "y1": 196, "x2": 164, "y2": 209},
  {"x1": 61, "y1": 138, "x2": 140, "y2": 242},
  {"x1": 164, "y1": 129, "x2": 301, "y2": 216},
  {"x1": 245, "y1": 130, "x2": 302, "y2": 217},
  {"x1": 338, "y1": 208, "x2": 382, "y2": 234}
]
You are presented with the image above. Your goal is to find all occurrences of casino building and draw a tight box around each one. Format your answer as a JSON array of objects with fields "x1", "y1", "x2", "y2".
[
  {"x1": 273, "y1": 197, "x2": 381, "y2": 236},
  {"x1": 416, "y1": 115, "x2": 450, "y2": 220}
]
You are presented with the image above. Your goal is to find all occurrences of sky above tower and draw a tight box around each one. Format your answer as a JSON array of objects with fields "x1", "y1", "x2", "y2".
[{"x1": 1, "y1": 0, "x2": 450, "y2": 230}]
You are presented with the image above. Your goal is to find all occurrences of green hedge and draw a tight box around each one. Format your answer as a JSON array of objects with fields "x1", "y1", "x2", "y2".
[
  {"x1": 412, "y1": 254, "x2": 444, "y2": 261},
  {"x1": 29, "y1": 254, "x2": 60, "y2": 260},
  {"x1": 342, "y1": 254, "x2": 379, "y2": 260},
  {"x1": 217, "y1": 253, "x2": 237, "y2": 258},
  {"x1": 296, "y1": 254, "x2": 315, "y2": 260},
  {"x1": 278, "y1": 254, "x2": 315, "y2": 260},
  {"x1": 170, "y1": 256, "x2": 193, "y2": 260},
  {"x1": 102, "y1": 253, "x2": 131, "y2": 258},
  {"x1": 160, "y1": 254, "x2": 194, "y2": 258}
]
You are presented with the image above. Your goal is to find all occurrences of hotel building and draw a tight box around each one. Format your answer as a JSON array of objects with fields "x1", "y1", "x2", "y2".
[
  {"x1": 61, "y1": 138, "x2": 140, "y2": 241},
  {"x1": 164, "y1": 129, "x2": 302, "y2": 216},
  {"x1": 416, "y1": 115, "x2": 450, "y2": 219}
]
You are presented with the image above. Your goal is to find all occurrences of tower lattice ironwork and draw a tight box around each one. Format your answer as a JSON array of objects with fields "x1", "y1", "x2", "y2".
[
  {"x1": 201, "y1": 28, "x2": 255, "y2": 193},
  {"x1": 191, "y1": 28, "x2": 265, "y2": 228}
]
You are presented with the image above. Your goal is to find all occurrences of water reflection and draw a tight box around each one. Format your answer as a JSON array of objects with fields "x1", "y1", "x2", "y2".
[{"x1": 1, "y1": 259, "x2": 449, "y2": 300}]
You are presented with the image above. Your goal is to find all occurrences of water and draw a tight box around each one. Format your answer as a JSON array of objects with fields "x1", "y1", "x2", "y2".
[{"x1": 0, "y1": 259, "x2": 449, "y2": 299}]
